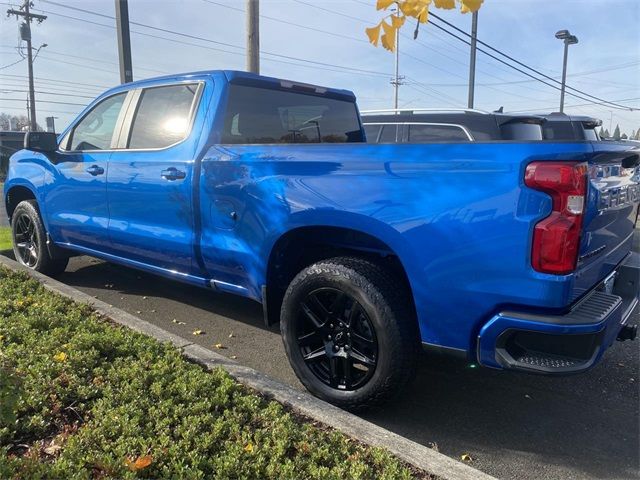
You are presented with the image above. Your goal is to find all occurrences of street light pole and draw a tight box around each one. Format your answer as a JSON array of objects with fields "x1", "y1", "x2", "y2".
[
  {"x1": 559, "y1": 40, "x2": 569, "y2": 113},
  {"x1": 467, "y1": 11, "x2": 478, "y2": 109},
  {"x1": 555, "y1": 30, "x2": 578, "y2": 113}
]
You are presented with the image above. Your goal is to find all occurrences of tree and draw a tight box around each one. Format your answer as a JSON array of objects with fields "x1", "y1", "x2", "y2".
[
  {"x1": 621, "y1": 133, "x2": 628, "y2": 140},
  {"x1": 0, "y1": 112, "x2": 36, "y2": 131},
  {"x1": 636, "y1": 129, "x2": 640, "y2": 140},
  {"x1": 366, "y1": 0, "x2": 484, "y2": 51},
  {"x1": 613, "y1": 124, "x2": 621, "y2": 140},
  {"x1": 599, "y1": 127, "x2": 605, "y2": 138},
  {"x1": 603, "y1": 129, "x2": 610, "y2": 138}
]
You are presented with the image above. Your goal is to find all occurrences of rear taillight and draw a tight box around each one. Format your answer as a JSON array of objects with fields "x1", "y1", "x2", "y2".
[{"x1": 525, "y1": 162, "x2": 588, "y2": 274}]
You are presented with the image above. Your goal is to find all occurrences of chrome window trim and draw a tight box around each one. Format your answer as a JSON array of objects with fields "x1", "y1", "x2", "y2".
[
  {"x1": 122, "y1": 81, "x2": 205, "y2": 152},
  {"x1": 59, "y1": 90, "x2": 133, "y2": 153},
  {"x1": 362, "y1": 121, "x2": 474, "y2": 142}
]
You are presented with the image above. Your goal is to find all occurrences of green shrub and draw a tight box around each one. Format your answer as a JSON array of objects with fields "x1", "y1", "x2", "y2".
[{"x1": 0, "y1": 267, "x2": 422, "y2": 479}]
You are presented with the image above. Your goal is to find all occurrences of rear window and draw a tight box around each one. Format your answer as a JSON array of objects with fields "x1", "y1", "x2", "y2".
[
  {"x1": 222, "y1": 85, "x2": 363, "y2": 144},
  {"x1": 408, "y1": 124, "x2": 471, "y2": 142},
  {"x1": 501, "y1": 122, "x2": 543, "y2": 141}
]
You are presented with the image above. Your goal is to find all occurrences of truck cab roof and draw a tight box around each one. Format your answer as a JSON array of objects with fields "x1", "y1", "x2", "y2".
[{"x1": 99, "y1": 70, "x2": 357, "y2": 103}]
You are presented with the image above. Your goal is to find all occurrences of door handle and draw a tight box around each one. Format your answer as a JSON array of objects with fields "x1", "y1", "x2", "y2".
[
  {"x1": 161, "y1": 167, "x2": 186, "y2": 181},
  {"x1": 86, "y1": 165, "x2": 104, "y2": 176}
]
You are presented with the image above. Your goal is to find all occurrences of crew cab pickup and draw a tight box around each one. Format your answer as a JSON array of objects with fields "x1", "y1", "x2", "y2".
[{"x1": 5, "y1": 71, "x2": 639, "y2": 409}]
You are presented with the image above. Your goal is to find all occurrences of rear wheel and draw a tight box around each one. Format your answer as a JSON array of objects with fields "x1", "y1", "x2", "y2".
[
  {"x1": 281, "y1": 256, "x2": 418, "y2": 410},
  {"x1": 11, "y1": 200, "x2": 68, "y2": 276}
]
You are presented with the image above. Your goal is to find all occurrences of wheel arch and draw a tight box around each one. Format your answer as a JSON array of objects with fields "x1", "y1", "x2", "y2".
[
  {"x1": 5, "y1": 183, "x2": 38, "y2": 223},
  {"x1": 262, "y1": 220, "x2": 418, "y2": 328}
]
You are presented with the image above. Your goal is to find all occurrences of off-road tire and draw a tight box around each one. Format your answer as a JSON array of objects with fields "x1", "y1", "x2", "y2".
[
  {"x1": 11, "y1": 200, "x2": 68, "y2": 276},
  {"x1": 281, "y1": 256, "x2": 419, "y2": 411}
]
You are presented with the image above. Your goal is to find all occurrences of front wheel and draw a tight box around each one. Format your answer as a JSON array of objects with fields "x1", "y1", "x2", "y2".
[
  {"x1": 11, "y1": 200, "x2": 68, "y2": 276},
  {"x1": 280, "y1": 257, "x2": 419, "y2": 411}
]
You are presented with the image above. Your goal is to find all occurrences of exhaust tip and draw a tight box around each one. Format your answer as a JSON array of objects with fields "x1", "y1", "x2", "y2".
[{"x1": 617, "y1": 324, "x2": 637, "y2": 342}]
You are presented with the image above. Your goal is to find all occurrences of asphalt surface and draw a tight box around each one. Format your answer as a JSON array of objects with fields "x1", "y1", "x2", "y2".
[{"x1": 6, "y1": 235, "x2": 640, "y2": 480}]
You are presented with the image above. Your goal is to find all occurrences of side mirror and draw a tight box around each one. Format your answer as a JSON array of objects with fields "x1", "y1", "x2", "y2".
[{"x1": 24, "y1": 131, "x2": 58, "y2": 153}]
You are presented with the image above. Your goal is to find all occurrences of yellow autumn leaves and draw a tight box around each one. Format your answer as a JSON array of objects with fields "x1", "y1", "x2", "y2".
[{"x1": 366, "y1": 0, "x2": 483, "y2": 51}]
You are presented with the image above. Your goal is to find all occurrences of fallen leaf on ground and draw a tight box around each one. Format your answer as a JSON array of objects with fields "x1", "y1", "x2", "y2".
[
  {"x1": 244, "y1": 443, "x2": 254, "y2": 453},
  {"x1": 53, "y1": 352, "x2": 68, "y2": 363},
  {"x1": 214, "y1": 343, "x2": 225, "y2": 349},
  {"x1": 125, "y1": 454, "x2": 153, "y2": 471},
  {"x1": 193, "y1": 330, "x2": 204, "y2": 336},
  {"x1": 230, "y1": 355, "x2": 237, "y2": 359},
  {"x1": 228, "y1": 333, "x2": 234, "y2": 338},
  {"x1": 43, "y1": 444, "x2": 62, "y2": 455},
  {"x1": 461, "y1": 453, "x2": 473, "y2": 462}
]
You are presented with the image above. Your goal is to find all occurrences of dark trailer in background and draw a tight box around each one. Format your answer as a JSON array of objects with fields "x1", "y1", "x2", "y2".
[{"x1": 0, "y1": 131, "x2": 25, "y2": 181}]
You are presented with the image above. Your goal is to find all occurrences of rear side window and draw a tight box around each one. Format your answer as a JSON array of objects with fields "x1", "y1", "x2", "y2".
[
  {"x1": 501, "y1": 122, "x2": 543, "y2": 141},
  {"x1": 408, "y1": 124, "x2": 471, "y2": 142},
  {"x1": 69, "y1": 92, "x2": 127, "y2": 151},
  {"x1": 379, "y1": 124, "x2": 399, "y2": 143},
  {"x1": 583, "y1": 127, "x2": 599, "y2": 141},
  {"x1": 543, "y1": 121, "x2": 576, "y2": 140},
  {"x1": 128, "y1": 83, "x2": 199, "y2": 149},
  {"x1": 363, "y1": 124, "x2": 381, "y2": 142},
  {"x1": 222, "y1": 84, "x2": 363, "y2": 144}
]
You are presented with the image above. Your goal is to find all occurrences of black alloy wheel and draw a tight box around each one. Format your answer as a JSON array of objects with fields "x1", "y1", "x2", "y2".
[
  {"x1": 11, "y1": 200, "x2": 68, "y2": 276},
  {"x1": 281, "y1": 257, "x2": 419, "y2": 410},
  {"x1": 13, "y1": 212, "x2": 39, "y2": 267},
  {"x1": 297, "y1": 287, "x2": 378, "y2": 391}
]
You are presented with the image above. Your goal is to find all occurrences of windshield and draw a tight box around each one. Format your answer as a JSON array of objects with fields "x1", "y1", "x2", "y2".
[{"x1": 222, "y1": 85, "x2": 363, "y2": 144}]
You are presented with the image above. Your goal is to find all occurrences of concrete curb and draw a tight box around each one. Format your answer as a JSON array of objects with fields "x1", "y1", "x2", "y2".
[{"x1": 0, "y1": 254, "x2": 497, "y2": 480}]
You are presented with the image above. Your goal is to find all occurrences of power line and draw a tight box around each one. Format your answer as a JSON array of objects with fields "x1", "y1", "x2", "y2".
[
  {"x1": 428, "y1": 12, "x2": 637, "y2": 111},
  {"x1": 0, "y1": 73, "x2": 109, "y2": 90},
  {"x1": 426, "y1": 18, "x2": 637, "y2": 111},
  {"x1": 0, "y1": 57, "x2": 26, "y2": 70},
  {"x1": 38, "y1": 2, "x2": 393, "y2": 79},
  {"x1": 0, "y1": 97, "x2": 86, "y2": 106},
  {"x1": 202, "y1": 0, "x2": 368, "y2": 44},
  {"x1": 0, "y1": 88, "x2": 95, "y2": 99}
]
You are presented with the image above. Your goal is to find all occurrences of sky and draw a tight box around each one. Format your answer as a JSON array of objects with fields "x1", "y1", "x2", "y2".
[{"x1": 0, "y1": 0, "x2": 639, "y2": 135}]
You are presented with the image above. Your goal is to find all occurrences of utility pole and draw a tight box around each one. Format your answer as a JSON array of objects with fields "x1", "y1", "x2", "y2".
[
  {"x1": 115, "y1": 0, "x2": 133, "y2": 83},
  {"x1": 7, "y1": 1, "x2": 47, "y2": 131},
  {"x1": 246, "y1": 0, "x2": 259, "y2": 74},
  {"x1": 390, "y1": 8, "x2": 404, "y2": 110},
  {"x1": 467, "y1": 11, "x2": 478, "y2": 109}
]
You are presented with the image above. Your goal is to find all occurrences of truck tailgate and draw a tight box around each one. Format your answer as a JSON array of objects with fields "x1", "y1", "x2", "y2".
[{"x1": 574, "y1": 142, "x2": 640, "y2": 300}]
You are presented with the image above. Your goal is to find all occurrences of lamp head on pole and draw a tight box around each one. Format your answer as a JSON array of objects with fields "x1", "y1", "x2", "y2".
[{"x1": 555, "y1": 29, "x2": 578, "y2": 44}]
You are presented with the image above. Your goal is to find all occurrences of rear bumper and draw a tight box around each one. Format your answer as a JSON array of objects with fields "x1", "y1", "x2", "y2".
[{"x1": 477, "y1": 252, "x2": 639, "y2": 374}]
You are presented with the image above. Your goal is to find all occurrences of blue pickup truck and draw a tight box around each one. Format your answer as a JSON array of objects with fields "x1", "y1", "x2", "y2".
[{"x1": 4, "y1": 71, "x2": 639, "y2": 409}]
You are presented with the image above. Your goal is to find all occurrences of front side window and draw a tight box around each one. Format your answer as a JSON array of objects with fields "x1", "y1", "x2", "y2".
[
  {"x1": 69, "y1": 92, "x2": 127, "y2": 151},
  {"x1": 408, "y1": 124, "x2": 471, "y2": 142},
  {"x1": 128, "y1": 83, "x2": 199, "y2": 149},
  {"x1": 222, "y1": 85, "x2": 363, "y2": 144}
]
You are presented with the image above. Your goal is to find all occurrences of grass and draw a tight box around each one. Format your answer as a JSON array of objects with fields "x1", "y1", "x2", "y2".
[
  {"x1": 0, "y1": 228, "x2": 10, "y2": 252},
  {"x1": 0, "y1": 182, "x2": 8, "y2": 251},
  {"x1": 0, "y1": 266, "x2": 423, "y2": 480}
]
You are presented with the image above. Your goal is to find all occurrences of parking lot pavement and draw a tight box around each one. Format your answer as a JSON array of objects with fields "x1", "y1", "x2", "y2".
[{"x1": 53, "y1": 242, "x2": 639, "y2": 480}]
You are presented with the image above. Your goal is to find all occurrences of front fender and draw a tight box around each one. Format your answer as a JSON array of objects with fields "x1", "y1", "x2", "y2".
[{"x1": 5, "y1": 150, "x2": 52, "y2": 226}]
